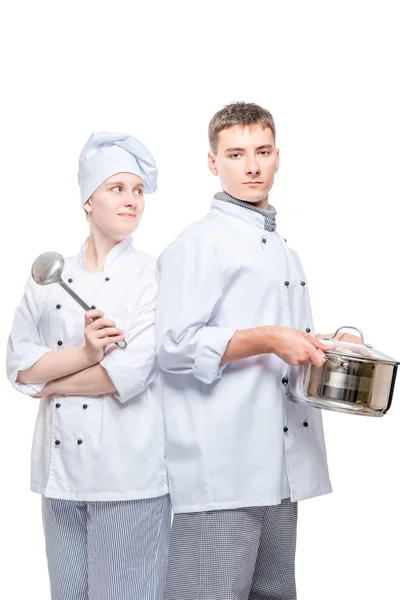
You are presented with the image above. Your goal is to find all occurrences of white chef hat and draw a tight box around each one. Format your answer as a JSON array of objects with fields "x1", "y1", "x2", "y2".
[{"x1": 78, "y1": 132, "x2": 158, "y2": 205}]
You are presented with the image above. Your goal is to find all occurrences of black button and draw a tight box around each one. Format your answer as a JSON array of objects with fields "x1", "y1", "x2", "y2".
[
  {"x1": 55, "y1": 403, "x2": 61, "y2": 409},
  {"x1": 284, "y1": 281, "x2": 290, "y2": 286},
  {"x1": 57, "y1": 340, "x2": 63, "y2": 346},
  {"x1": 283, "y1": 427, "x2": 289, "y2": 433},
  {"x1": 282, "y1": 377, "x2": 288, "y2": 385},
  {"x1": 300, "y1": 281, "x2": 306, "y2": 286},
  {"x1": 77, "y1": 439, "x2": 83, "y2": 445},
  {"x1": 303, "y1": 421, "x2": 309, "y2": 427},
  {"x1": 284, "y1": 238, "x2": 287, "y2": 242},
  {"x1": 56, "y1": 304, "x2": 61, "y2": 309},
  {"x1": 262, "y1": 238, "x2": 266, "y2": 244},
  {"x1": 105, "y1": 277, "x2": 110, "y2": 281},
  {"x1": 68, "y1": 278, "x2": 73, "y2": 283},
  {"x1": 55, "y1": 440, "x2": 60, "y2": 446},
  {"x1": 306, "y1": 328, "x2": 311, "y2": 333},
  {"x1": 83, "y1": 404, "x2": 88, "y2": 410},
  {"x1": 91, "y1": 305, "x2": 96, "y2": 310}
]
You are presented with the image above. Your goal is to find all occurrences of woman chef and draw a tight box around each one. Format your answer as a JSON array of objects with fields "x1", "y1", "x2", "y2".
[{"x1": 6, "y1": 132, "x2": 170, "y2": 600}]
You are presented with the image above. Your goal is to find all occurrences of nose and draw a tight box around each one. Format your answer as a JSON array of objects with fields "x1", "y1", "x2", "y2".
[
  {"x1": 123, "y1": 193, "x2": 136, "y2": 207},
  {"x1": 245, "y1": 155, "x2": 261, "y2": 177}
]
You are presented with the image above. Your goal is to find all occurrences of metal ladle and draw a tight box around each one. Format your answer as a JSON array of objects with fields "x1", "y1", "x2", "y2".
[{"x1": 31, "y1": 251, "x2": 127, "y2": 349}]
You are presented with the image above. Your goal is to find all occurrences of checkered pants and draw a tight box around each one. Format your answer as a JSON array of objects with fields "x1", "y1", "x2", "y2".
[
  {"x1": 164, "y1": 498, "x2": 297, "y2": 600},
  {"x1": 42, "y1": 495, "x2": 171, "y2": 600}
]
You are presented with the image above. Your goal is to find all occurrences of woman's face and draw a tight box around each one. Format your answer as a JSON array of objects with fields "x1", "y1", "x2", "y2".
[{"x1": 84, "y1": 172, "x2": 145, "y2": 240}]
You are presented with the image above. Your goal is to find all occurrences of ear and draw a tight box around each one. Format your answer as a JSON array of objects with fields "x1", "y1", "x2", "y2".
[
  {"x1": 208, "y1": 151, "x2": 218, "y2": 176},
  {"x1": 274, "y1": 148, "x2": 280, "y2": 173},
  {"x1": 83, "y1": 198, "x2": 92, "y2": 215}
]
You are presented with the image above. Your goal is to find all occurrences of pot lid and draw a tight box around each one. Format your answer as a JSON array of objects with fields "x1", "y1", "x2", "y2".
[{"x1": 321, "y1": 326, "x2": 400, "y2": 366}]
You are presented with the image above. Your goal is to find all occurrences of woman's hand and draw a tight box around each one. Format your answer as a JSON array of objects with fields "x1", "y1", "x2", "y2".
[{"x1": 84, "y1": 309, "x2": 125, "y2": 363}]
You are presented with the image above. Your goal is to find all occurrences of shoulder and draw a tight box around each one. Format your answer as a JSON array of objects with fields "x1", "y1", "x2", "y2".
[
  {"x1": 118, "y1": 248, "x2": 158, "y2": 295},
  {"x1": 128, "y1": 248, "x2": 156, "y2": 277},
  {"x1": 157, "y1": 212, "x2": 226, "y2": 265},
  {"x1": 132, "y1": 248, "x2": 155, "y2": 265}
]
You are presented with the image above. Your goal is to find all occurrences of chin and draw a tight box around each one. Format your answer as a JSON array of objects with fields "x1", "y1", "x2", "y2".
[
  {"x1": 238, "y1": 190, "x2": 268, "y2": 203},
  {"x1": 118, "y1": 217, "x2": 141, "y2": 234},
  {"x1": 120, "y1": 225, "x2": 138, "y2": 237},
  {"x1": 102, "y1": 225, "x2": 137, "y2": 242},
  {"x1": 112, "y1": 232, "x2": 131, "y2": 242}
]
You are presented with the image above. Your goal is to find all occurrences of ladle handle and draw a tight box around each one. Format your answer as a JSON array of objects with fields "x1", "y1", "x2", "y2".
[
  {"x1": 59, "y1": 281, "x2": 91, "y2": 311},
  {"x1": 59, "y1": 281, "x2": 127, "y2": 350}
]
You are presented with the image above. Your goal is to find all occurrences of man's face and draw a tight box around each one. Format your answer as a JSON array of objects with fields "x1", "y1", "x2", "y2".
[{"x1": 208, "y1": 124, "x2": 279, "y2": 204}]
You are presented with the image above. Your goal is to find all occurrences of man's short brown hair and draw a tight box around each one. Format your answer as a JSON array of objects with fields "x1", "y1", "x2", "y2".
[{"x1": 208, "y1": 102, "x2": 276, "y2": 153}]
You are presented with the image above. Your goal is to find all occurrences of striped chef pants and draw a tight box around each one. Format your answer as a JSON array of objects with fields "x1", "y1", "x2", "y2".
[
  {"x1": 42, "y1": 494, "x2": 171, "y2": 600},
  {"x1": 165, "y1": 497, "x2": 297, "y2": 600}
]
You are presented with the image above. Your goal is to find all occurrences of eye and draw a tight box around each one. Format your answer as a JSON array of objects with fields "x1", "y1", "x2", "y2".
[
  {"x1": 259, "y1": 150, "x2": 271, "y2": 156},
  {"x1": 134, "y1": 188, "x2": 144, "y2": 195},
  {"x1": 229, "y1": 153, "x2": 241, "y2": 159},
  {"x1": 111, "y1": 186, "x2": 123, "y2": 193}
]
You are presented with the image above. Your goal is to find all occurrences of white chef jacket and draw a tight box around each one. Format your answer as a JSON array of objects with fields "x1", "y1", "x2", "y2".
[
  {"x1": 155, "y1": 198, "x2": 332, "y2": 513},
  {"x1": 6, "y1": 236, "x2": 168, "y2": 501}
]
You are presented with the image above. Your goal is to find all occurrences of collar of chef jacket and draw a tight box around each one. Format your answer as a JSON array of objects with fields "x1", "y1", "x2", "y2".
[
  {"x1": 213, "y1": 192, "x2": 277, "y2": 232},
  {"x1": 210, "y1": 197, "x2": 277, "y2": 232},
  {"x1": 77, "y1": 235, "x2": 133, "y2": 272}
]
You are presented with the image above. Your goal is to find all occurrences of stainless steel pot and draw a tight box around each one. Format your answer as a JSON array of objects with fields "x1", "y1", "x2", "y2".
[{"x1": 287, "y1": 326, "x2": 399, "y2": 417}]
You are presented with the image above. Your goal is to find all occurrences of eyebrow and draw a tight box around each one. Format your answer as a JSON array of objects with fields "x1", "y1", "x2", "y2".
[{"x1": 224, "y1": 144, "x2": 274, "y2": 153}]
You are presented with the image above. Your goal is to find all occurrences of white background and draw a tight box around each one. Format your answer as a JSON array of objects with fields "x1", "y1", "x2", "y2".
[{"x1": 1, "y1": 1, "x2": 399, "y2": 598}]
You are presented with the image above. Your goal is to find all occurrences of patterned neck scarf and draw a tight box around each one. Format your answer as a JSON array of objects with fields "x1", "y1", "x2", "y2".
[{"x1": 214, "y1": 191, "x2": 277, "y2": 232}]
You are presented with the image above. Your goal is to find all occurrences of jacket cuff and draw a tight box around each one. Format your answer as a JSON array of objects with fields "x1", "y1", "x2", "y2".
[
  {"x1": 100, "y1": 353, "x2": 146, "y2": 404},
  {"x1": 193, "y1": 327, "x2": 236, "y2": 384},
  {"x1": 9, "y1": 345, "x2": 52, "y2": 396}
]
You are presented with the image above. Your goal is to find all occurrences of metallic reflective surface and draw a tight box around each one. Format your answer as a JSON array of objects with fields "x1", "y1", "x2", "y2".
[
  {"x1": 303, "y1": 359, "x2": 397, "y2": 416},
  {"x1": 288, "y1": 326, "x2": 399, "y2": 417},
  {"x1": 31, "y1": 252, "x2": 64, "y2": 285}
]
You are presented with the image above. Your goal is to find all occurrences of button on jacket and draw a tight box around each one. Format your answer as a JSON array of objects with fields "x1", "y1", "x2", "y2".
[
  {"x1": 155, "y1": 198, "x2": 332, "y2": 513},
  {"x1": 7, "y1": 237, "x2": 168, "y2": 501}
]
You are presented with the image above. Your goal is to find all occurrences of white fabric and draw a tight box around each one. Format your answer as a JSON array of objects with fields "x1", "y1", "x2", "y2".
[
  {"x1": 78, "y1": 132, "x2": 158, "y2": 204},
  {"x1": 156, "y1": 198, "x2": 332, "y2": 513},
  {"x1": 6, "y1": 237, "x2": 168, "y2": 501}
]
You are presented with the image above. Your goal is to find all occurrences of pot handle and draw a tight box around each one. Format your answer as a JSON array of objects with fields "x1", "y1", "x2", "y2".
[
  {"x1": 324, "y1": 354, "x2": 350, "y2": 369},
  {"x1": 322, "y1": 325, "x2": 373, "y2": 349}
]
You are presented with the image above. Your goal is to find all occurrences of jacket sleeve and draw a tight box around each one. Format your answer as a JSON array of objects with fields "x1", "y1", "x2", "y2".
[
  {"x1": 155, "y1": 240, "x2": 236, "y2": 384},
  {"x1": 100, "y1": 261, "x2": 158, "y2": 403},
  {"x1": 6, "y1": 277, "x2": 53, "y2": 395}
]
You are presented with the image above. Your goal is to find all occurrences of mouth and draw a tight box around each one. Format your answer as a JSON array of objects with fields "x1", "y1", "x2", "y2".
[
  {"x1": 118, "y1": 213, "x2": 136, "y2": 219},
  {"x1": 243, "y1": 182, "x2": 263, "y2": 185}
]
